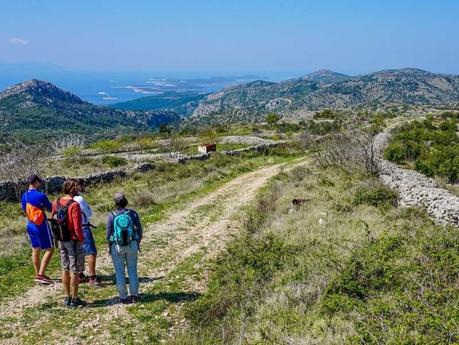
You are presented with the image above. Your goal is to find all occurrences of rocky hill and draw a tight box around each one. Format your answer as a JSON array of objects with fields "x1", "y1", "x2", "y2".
[
  {"x1": 0, "y1": 79, "x2": 180, "y2": 141},
  {"x1": 189, "y1": 68, "x2": 459, "y2": 123}
]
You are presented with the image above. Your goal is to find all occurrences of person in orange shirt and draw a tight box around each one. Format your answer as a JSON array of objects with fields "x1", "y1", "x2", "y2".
[{"x1": 52, "y1": 179, "x2": 86, "y2": 308}]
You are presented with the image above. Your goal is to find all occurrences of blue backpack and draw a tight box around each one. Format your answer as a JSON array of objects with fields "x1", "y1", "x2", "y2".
[{"x1": 111, "y1": 210, "x2": 134, "y2": 246}]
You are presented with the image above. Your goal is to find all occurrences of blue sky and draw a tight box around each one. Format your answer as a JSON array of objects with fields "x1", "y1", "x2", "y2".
[{"x1": 0, "y1": 0, "x2": 458, "y2": 75}]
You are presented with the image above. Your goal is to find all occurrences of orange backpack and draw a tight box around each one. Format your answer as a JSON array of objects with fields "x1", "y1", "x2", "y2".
[{"x1": 25, "y1": 194, "x2": 45, "y2": 226}]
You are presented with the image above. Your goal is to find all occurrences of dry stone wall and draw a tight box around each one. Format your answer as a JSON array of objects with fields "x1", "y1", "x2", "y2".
[
  {"x1": 0, "y1": 163, "x2": 154, "y2": 202},
  {"x1": 375, "y1": 132, "x2": 459, "y2": 227},
  {"x1": 0, "y1": 142, "x2": 284, "y2": 201}
]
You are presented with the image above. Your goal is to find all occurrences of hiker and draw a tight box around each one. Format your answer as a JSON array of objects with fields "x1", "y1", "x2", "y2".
[
  {"x1": 107, "y1": 192, "x2": 143, "y2": 304},
  {"x1": 52, "y1": 179, "x2": 87, "y2": 308},
  {"x1": 21, "y1": 174, "x2": 54, "y2": 285},
  {"x1": 75, "y1": 179, "x2": 101, "y2": 286}
]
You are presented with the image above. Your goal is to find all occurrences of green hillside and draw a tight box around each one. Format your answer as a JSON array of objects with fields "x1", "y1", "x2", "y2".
[{"x1": 0, "y1": 79, "x2": 180, "y2": 142}]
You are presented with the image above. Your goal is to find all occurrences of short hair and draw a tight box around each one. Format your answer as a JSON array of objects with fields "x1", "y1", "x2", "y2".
[
  {"x1": 27, "y1": 174, "x2": 42, "y2": 185},
  {"x1": 62, "y1": 179, "x2": 79, "y2": 196},
  {"x1": 114, "y1": 192, "x2": 128, "y2": 208},
  {"x1": 77, "y1": 178, "x2": 85, "y2": 187}
]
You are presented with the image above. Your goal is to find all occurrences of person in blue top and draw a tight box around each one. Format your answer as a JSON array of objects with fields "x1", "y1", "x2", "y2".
[
  {"x1": 21, "y1": 174, "x2": 54, "y2": 285},
  {"x1": 106, "y1": 192, "x2": 143, "y2": 304}
]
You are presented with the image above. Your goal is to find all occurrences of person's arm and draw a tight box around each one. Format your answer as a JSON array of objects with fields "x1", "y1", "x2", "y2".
[
  {"x1": 106, "y1": 213, "x2": 114, "y2": 242},
  {"x1": 71, "y1": 203, "x2": 84, "y2": 242},
  {"x1": 75, "y1": 195, "x2": 93, "y2": 220},
  {"x1": 132, "y1": 210, "x2": 143, "y2": 243},
  {"x1": 41, "y1": 193, "x2": 52, "y2": 212},
  {"x1": 21, "y1": 194, "x2": 26, "y2": 213}
]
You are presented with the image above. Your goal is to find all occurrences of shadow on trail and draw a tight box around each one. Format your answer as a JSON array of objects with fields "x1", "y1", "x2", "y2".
[
  {"x1": 94, "y1": 274, "x2": 164, "y2": 286},
  {"x1": 90, "y1": 291, "x2": 200, "y2": 308}
]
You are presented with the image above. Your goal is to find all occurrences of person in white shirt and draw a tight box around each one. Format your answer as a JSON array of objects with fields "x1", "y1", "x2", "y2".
[{"x1": 75, "y1": 179, "x2": 101, "y2": 286}]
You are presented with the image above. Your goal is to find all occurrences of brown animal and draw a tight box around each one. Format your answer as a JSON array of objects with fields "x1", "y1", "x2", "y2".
[{"x1": 291, "y1": 198, "x2": 307, "y2": 207}]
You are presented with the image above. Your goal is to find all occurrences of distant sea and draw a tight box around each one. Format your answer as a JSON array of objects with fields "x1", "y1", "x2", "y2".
[{"x1": 0, "y1": 69, "x2": 295, "y2": 105}]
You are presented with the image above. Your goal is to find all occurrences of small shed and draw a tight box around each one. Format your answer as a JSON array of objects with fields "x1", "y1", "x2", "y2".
[{"x1": 198, "y1": 143, "x2": 217, "y2": 154}]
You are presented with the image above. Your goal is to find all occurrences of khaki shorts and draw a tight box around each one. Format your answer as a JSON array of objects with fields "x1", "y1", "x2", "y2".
[{"x1": 59, "y1": 240, "x2": 85, "y2": 273}]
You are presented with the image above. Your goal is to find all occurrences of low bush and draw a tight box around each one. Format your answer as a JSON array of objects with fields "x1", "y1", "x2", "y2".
[
  {"x1": 353, "y1": 183, "x2": 398, "y2": 208},
  {"x1": 62, "y1": 146, "x2": 82, "y2": 158},
  {"x1": 101, "y1": 156, "x2": 128, "y2": 168},
  {"x1": 91, "y1": 139, "x2": 123, "y2": 153}
]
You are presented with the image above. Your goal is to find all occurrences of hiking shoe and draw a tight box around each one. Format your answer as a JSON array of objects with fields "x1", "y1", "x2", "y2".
[
  {"x1": 79, "y1": 273, "x2": 88, "y2": 283},
  {"x1": 130, "y1": 295, "x2": 140, "y2": 304},
  {"x1": 120, "y1": 297, "x2": 131, "y2": 304},
  {"x1": 34, "y1": 275, "x2": 53, "y2": 285},
  {"x1": 64, "y1": 297, "x2": 72, "y2": 307},
  {"x1": 70, "y1": 298, "x2": 87, "y2": 308},
  {"x1": 88, "y1": 276, "x2": 102, "y2": 287}
]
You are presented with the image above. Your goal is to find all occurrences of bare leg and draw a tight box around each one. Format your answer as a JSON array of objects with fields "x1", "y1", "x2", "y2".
[
  {"x1": 38, "y1": 248, "x2": 54, "y2": 276},
  {"x1": 62, "y1": 271, "x2": 70, "y2": 296},
  {"x1": 87, "y1": 254, "x2": 97, "y2": 276},
  {"x1": 32, "y1": 248, "x2": 40, "y2": 276},
  {"x1": 70, "y1": 272, "x2": 80, "y2": 298}
]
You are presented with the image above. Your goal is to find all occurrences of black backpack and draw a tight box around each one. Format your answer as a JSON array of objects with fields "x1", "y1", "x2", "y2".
[{"x1": 50, "y1": 198, "x2": 75, "y2": 242}]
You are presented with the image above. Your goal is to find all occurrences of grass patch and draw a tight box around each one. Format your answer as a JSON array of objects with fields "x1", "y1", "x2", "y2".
[{"x1": 170, "y1": 166, "x2": 458, "y2": 344}]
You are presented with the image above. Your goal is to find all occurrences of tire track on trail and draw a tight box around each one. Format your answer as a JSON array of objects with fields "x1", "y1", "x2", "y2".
[{"x1": 0, "y1": 159, "x2": 308, "y2": 344}]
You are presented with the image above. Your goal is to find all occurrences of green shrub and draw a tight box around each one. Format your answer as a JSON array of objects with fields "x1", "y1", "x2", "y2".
[
  {"x1": 322, "y1": 224, "x2": 459, "y2": 344},
  {"x1": 101, "y1": 156, "x2": 128, "y2": 168},
  {"x1": 62, "y1": 146, "x2": 82, "y2": 158},
  {"x1": 314, "y1": 109, "x2": 336, "y2": 119},
  {"x1": 266, "y1": 112, "x2": 281, "y2": 125},
  {"x1": 91, "y1": 139, "x2": 123, "y2": 153},
  {"x1": 384, "y1": 142, "x2": 406, "y2": 163},
  {"x1": 353, "y1": 183, "x2": 398, "y2": 208},
  {"x1": 385, "y1": 115, "x2": 459, "y2": 182}
]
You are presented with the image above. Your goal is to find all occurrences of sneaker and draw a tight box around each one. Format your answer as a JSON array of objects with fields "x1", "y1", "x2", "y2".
[
  {"x1": 70, "y1": 298, "x2": 87, "y2": 308},
  {"x1": 88, "y1": 276, "x2": 102, "y2": 287},
  {"x1": 130, "y1": 295, "x2": 140, "y2": 303},
  {"x1": 34, "y1": 275, "x2": 53, "y2": 285},
  {"x1": 42, "y1": 275, "x2": 54, "y2": 282},
  {"x1": 63, "y1": 297, "x2": 72, "y2": 307}
]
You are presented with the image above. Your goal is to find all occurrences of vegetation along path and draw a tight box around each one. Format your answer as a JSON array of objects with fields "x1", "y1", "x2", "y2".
[{"x1": 0, "y1": 158, "x2": 308, "y2": 345}]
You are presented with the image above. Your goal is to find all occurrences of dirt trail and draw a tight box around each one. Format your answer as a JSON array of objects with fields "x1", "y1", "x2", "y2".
[{"x1": 0, "y1": 159, "x2": 307, "y2": 344}]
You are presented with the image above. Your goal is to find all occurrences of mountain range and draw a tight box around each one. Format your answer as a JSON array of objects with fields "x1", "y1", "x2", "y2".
[
  {"x1": 1, "y1": 68, "x2": 459, "y2": 141},
  {"x1": 189, "y1": 68, "x2": 459, "y2": 123},
  {"x1": 0, "y1": 79, "x2": 179, "y2": 142}
]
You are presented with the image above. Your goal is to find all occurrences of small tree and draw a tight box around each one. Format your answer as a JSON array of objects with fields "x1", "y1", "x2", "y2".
[
  {"x1": 159, "y1": 124, "x2": 173, "y2": 137},
  {"x1": 266, "y1": 113, "x2": 280, "y2": 125},
  {"x1": 198, "y1": 127, "x2": 218, "y2": 145}
]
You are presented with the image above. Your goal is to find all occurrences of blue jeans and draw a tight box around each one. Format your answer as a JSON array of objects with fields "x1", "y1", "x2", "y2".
[{"x1": 111, "y1": 241, "x2": 139, "y2": 298}]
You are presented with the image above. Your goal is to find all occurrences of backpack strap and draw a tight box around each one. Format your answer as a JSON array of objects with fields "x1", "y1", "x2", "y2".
[{"x1": 65, "y1": 199, "x2": 75, "y2": 207}]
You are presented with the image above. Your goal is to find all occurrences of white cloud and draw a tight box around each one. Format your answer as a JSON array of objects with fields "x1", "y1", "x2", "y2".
[{"x1": 9, "y1": 37, "x2": 29, "y2": 46}]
